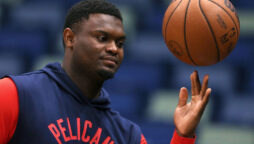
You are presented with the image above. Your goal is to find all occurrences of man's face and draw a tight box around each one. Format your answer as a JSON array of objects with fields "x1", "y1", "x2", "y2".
[{"x1": 71, "y1": 13, "x2": 125, "y2": 79}]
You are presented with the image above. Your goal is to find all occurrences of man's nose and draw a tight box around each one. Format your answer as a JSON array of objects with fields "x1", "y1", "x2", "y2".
[{"x1": 106, "y1": 41, "x2": 118, "y2": 54}]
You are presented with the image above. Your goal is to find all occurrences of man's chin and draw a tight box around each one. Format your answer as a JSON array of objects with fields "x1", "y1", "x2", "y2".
[{"x1": 98, "y1": 69, "x2": 115, "y2": 80}]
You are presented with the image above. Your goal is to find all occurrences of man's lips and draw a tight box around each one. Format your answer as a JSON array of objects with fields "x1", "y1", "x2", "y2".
[{"x1": 101, "y1": 56, "x2": 118, "y2": 65}]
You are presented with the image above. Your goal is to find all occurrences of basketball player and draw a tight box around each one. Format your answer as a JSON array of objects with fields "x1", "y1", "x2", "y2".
[{"x1": 0, "y1": 0, "x2": 211, "y2": 143}]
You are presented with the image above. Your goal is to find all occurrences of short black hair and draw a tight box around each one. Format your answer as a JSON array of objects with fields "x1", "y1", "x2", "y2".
[{"x1": 64, "y1": 0, "x2": 122, "y2": 31}]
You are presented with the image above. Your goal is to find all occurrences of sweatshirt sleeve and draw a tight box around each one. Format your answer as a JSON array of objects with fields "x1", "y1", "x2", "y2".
[
  {"x1": 140, "y1": 130, "x2": 195, "y2": 144},
  {"x1": 0, "y1": 78, "x2": 19, "y2": 144},
  {"x1": 170, "y1": 130, "x2": 196, "y2": 144}
]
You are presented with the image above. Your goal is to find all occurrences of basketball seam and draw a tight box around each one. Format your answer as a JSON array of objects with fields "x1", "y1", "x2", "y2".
[
  {"x1": 164, "y1": 0, "x2": 183, "y2": 41},
  {"x1": 184, "y1": 0, "x2": 197, "y2": 65},
  {"x1": 208, "y1": 0, "x2": 239, "y2": 40},
  {"x1": 199, "y1": 0, "x2": 220, "y2": 62}
]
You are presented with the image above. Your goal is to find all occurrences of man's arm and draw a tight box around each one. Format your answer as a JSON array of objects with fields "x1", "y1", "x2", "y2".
[{"x1": 0, "y1": 78, "x2": 19, "y2": 143}]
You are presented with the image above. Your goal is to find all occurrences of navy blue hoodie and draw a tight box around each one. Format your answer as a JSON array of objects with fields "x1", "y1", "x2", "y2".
[{"x1": 8, "y1": 63, "x2": 143, "y2": 144}]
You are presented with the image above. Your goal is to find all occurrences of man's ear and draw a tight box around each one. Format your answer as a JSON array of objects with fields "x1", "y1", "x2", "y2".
[{"x1": 63, "y1": 28, "x2": 75, "y2": 50}]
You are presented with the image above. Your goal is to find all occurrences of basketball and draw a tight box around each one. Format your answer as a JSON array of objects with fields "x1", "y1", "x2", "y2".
[{"x1": 162, "y1": 0, "x2": 240, "y2": 66}]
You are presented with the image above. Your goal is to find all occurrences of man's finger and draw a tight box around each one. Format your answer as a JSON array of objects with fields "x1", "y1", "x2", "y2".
[
  {"x1": 203, "y1": 88, "x2": 211, "y2": 106},
  {"x1": 197, "y1": 88, "x2": 211, "y2": 118},
  {"x1": 191, "y1": 71, "x2": 201, "y2": 96},
  {"x1": 200, "y1": 74, "x2": 209, "y2": 99},
  {"x1": 178, "y1": 87, "x2": 188, "y2": 107}
]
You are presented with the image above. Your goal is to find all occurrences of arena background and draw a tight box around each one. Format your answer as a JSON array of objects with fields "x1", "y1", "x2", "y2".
[{"x1": 0, "y1": 0, "x2": 253, "y2": 143}]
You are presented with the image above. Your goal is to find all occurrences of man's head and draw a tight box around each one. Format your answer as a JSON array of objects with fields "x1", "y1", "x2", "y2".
[
  {"x1": 64, "y1": 0, "x2": 122, "y2": 41},
  {"x1": 62, "y1": 0, "x2": 125, "y2": 81}
]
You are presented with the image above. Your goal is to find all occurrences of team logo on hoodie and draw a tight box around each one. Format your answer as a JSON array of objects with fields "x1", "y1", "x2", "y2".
[{"x1": 48, "y1": 117, "x2": 114, "y2": 144}]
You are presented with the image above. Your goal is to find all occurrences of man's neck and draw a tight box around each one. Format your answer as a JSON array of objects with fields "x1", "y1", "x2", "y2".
[{"x1": 62, "y1": 63, "x2": 104, "y2": 99}]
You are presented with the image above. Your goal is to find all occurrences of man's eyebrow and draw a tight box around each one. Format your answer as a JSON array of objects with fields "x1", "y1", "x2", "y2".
[
  {"x1": 94, "y1": 30, "x2": 126, "y2": 40},
  {"x1": 94, "y1": 30, "x2": 108, "y2": 35}
]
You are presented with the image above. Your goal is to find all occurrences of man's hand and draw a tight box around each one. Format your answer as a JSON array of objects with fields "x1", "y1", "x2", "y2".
[{"x1": 174, "y1": 71, "x2": 211, "y2": 137}]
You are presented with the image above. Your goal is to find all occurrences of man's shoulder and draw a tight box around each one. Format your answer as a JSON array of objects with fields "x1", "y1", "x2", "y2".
[
  {"x1": 12, "y1": 69, "x2": 45, "y2": 77},
  {"x1": 7, "y1": 69, "x2": 52, "y2": 90},
  {"x1": 9, "y1": 69, "x2": 47, "y2": 80}
]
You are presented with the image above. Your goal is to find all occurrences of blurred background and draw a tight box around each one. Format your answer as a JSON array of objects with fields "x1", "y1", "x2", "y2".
[{"x1": 0, "y1": 0, "x2": 253, "y2": 143}]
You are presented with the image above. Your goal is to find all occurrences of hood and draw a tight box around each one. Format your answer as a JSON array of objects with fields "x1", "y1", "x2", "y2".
[{"x1": 41, "y1": 62, "x2": 111, "y2": 110}]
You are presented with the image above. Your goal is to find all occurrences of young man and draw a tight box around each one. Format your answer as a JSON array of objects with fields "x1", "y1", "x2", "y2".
[{"x1": 0, "y1": 0, "x2": 211, "y2": 143}]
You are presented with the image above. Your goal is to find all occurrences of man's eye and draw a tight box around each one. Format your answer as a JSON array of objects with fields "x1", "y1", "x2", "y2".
[
  {"x1": 97, "y1": 35, "x2": 107, "y2": 42},
  {"x1": 116, "y1": 41, "x2": 125, "y2": 48}
]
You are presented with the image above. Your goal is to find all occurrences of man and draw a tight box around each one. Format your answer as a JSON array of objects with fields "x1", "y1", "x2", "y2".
[{"x1": 0, "y1": 0, "x2": 211, "y2": 143}]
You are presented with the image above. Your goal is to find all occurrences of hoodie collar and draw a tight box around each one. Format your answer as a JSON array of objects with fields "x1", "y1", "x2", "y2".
[{"x1": 41, "y1": 62, "x2": 111, "y2": 110}]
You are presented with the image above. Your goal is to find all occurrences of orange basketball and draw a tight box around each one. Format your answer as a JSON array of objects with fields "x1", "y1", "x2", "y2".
[{"x1": 162, "y1": 0, "x2": 240, "y2": 66}]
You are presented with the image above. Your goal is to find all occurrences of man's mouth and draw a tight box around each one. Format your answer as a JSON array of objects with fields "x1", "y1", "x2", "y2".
[{"x1": 102, "y1": 56, "x2": 118, "y2": 66}]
